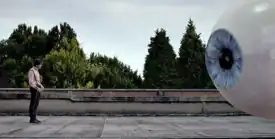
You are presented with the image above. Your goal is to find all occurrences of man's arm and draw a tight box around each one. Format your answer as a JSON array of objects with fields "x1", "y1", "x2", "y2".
[
  {"x1": 39, "y1": 76, "x2": 44, "y2": 89},
  {"x1": 37, "y1": 82, "x2": 44, "y2": 89}
]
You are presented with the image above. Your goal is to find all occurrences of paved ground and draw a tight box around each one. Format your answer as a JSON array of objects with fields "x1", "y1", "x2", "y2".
[{"x1": 0, "y1": 116, "x2": 275, "y2": 138}]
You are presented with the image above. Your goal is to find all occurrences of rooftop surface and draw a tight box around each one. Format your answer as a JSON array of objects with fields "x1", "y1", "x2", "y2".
[{"x1": 0, "y1": 116, "x2": 275, "y2": 138}]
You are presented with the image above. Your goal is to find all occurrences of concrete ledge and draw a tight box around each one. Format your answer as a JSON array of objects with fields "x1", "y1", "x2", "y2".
[
  {"x1": 0, "y1": 112, "x2": 249, "y2": 117},
  {"x1": 0, "y1": 88, "x2": 244, "y2": 116},
  {"x1": 0, "y1": 88, "x2": 225, "y2": 103},
  {"x1": 0, "y1": 100, "x2": 245, "y2": 116}
]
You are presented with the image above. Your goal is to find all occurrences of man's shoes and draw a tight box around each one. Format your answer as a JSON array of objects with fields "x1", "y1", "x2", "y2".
[
  {"x1": 29, "y1": 119, "x2": 41, "y2": 124},
  {"x1": 29, "y1": 120, "x2": 38, "y2": 124},
  {"x1": 35, "y1": 119, "x2": 41, "y2": 123}
]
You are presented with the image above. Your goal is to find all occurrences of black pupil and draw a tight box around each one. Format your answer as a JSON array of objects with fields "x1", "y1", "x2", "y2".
[{"x1": 219, "y1": 48, "x2": 234, "y2": 70}]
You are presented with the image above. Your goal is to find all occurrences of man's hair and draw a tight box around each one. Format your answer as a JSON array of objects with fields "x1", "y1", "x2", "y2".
[{"x1": 33, "y1": 59, "x2": 42, "y2": 66}]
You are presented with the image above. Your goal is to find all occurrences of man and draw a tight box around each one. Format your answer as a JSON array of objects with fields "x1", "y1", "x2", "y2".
[{"x1": 28, "y1": 59, "x2": 44, "y2": 124}]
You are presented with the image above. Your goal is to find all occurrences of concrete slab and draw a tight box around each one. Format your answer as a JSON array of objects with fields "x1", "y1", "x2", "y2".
[{"x1": 0, "y1": 116, "x2": 275, "y2": 138}]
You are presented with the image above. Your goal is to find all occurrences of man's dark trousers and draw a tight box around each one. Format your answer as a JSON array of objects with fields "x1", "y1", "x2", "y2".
[{"x1": 29, "y1": 87, "x2": 40, "y2": 122}]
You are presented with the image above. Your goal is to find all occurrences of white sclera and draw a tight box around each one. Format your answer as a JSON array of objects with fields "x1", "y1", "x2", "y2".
[{"x1": 209, "y1": 0, "x2": 275, "y2": 119}]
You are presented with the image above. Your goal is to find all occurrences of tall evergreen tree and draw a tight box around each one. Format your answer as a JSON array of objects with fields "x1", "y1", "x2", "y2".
[
  {"x1": 177, "y1": 19, "x2": 214, "y2": 88},
  {"x1": 143, "y1": 29, "x2": 178, "y2": 89}
]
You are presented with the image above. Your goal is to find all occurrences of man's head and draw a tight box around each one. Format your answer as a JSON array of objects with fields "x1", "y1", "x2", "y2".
[{"x1": 34, "y1": 59, "x2": 43, "y2": 69}]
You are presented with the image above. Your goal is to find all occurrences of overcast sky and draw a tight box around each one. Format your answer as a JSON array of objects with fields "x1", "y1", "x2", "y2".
[{"x1": 0, "y1": 0, "x2": 231, "y2": 75}]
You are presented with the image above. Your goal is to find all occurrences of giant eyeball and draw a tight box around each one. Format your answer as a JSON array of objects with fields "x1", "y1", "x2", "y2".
[{"x1": 205, "y1": 0, "x2": 275, "y2": 119}]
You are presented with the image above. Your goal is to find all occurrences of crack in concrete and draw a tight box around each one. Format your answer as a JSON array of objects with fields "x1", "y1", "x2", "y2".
[
  {"x1": 51, "y1": 119, "x2": 78, "y2": 135},
  {"x1": 0, "y1": 128, "x2": 23, "y2": 136},
  {"x1": 98, "y1": 117, "x2": 107, "y2": 138}
]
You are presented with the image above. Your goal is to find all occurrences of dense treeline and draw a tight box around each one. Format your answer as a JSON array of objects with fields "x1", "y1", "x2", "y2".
[{"x1": 0, "y1": 19, "x2": 214, "y2": 89}]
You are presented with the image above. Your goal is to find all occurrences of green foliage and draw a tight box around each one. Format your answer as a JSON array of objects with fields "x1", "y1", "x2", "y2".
[
  {"x1": 0, "y1": 20, "x2": 213, "y2": 89},
  {"x1": 0, "y1": 22, "x2": 143, "y2": 88},
  {"x1": 43, "y1": 38, "x2": 88, "y2": 88},
  {"x1": 143, "y1": 29, "x2": 179, "y2": 89},
  {"x1": 177, "y1": 19, "x2": 214, "y2": 88},
  {"x1": 84, "y1": 81, "x2": 94, "y2": 88},
  {"x1": 2, "y1": 56, "x2": 32, "y2": 87},
  {"x1": 89, "y1": 53, "x2": 143, "y2": 88}
]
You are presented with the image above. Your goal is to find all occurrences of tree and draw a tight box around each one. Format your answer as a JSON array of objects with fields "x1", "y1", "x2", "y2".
[
  {"x1": 0, "y1": 22, "x2": 144, "y2": 88},
  {"x1": 177, "y1": 19, "x2": 214, "y2": 88},
  {"x1": 2, "y1": 55, "x2": 33, "y2": 87},
  {"x1": 88, "y1": 53, "x2": 143, "y2": 88},
  {"x1": 42, "y1": 37, "x2": 88, "y2": 88},
  {"x1": 7, "y1": 24, "x2": 48, "y2": 60},
  {"x1": 143, "y1": 29, "x2": 178, "y2": 89},
  {"x1": 0, "y1": 24, "x2": 51, "y2": 87},
  {"x1": 0, "y1": 22, "x2": 215, "y2": 89}
]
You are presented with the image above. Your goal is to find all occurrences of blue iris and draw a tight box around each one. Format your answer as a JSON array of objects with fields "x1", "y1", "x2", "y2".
[{"x1": 205, "y1": 29, "x2": 243, "y2": 90}]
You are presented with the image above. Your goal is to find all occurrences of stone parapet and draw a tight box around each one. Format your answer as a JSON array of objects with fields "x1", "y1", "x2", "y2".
[
  {"x1": 0, "y1": 88, "x2": 244, "y2": 116},
  {"x1": 0, "y1": 88, "x2": 224, "y2": 102}
]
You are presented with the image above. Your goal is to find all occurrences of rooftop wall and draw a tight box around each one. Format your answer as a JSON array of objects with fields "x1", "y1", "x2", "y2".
[
  {"x1": 0, "y1": 88, "x2": 223, "y2": 102},
  {"x1": 0, "y1": 88, "x2": 247, "y2": 116}
]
